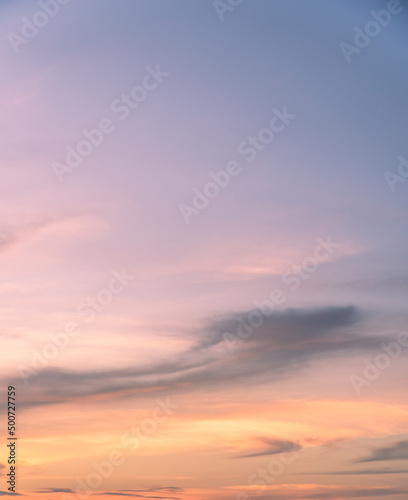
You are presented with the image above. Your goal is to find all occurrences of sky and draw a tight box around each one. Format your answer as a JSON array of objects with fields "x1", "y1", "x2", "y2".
[{"x1": 0, "y1": 0, "x2": 408, "y2": 499}]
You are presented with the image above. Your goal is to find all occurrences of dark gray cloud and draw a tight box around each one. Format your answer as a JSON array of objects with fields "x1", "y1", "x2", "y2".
[
  {"x1": 96, "y1": 487, "x2": 183, "y2": 498},
  {"x1": 237, "y1": 437, "x2": 302, "y2": 458},
  {"x1": 358, "y1": 440, "x2": 408, "y2": 463},
  {"x1": 36, "y1": 488, "x2": 75, "y2": 493},
  {"x1": 312, "y1": 468, "x2": 408, "y2": 475},
  {"x1": 337, "y1": 274, "x2": 408, "y2": 292},
  {"x1": 14, "y1": 305, "x2": 390, "y2": 409},
  {"x1": 254, "y1": 486, "x2": 407, "y2": 500},
  {"x1": 303, "y1": 489, "x2": 407, "y2": 499},
  {"x1": 30, "y1": 487, "x2": 182, "y2": 498}
]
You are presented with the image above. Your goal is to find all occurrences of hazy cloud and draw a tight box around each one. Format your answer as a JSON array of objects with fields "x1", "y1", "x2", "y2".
[
  {"x1": 358, "y1": 440, "x2": 408, "y2": 463},
  {"x1": 254, "y1": 486, "x2": 408, "y2": 500},
  {"x1": 36, "y1": 488, "x2": 75, "y2": 494},
  {"x1": 237, "y1": 437, "x2": 302, "y2": 458},
  {"x1": 14, "y1": 305, "x2": 391, "y2": 409},
  {"x1": 96, "y1": 487, "x2": 183, "y2": 498}
]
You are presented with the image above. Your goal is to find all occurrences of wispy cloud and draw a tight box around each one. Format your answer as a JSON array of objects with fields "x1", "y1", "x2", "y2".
[
  {"x1": 253, "y1": 486, "x2": 408, "y2": 500},
  {"x1": 358, "y1": 440, "x2": 408, "y2": 463},
  {"x1": 36, "y1": 488, "x2": 75, "y2": 494},
  {"x1": 313, "y1": 469, "x2": 408, "y2": 475},
  {"x1": 96, "y1": 487, "x2": 183, "y2": 498},
  {"x1": 13, "y1": 305, "x2": 390, "y2": 409},
  {"x1": 236, "y1": 437, "x2": 302, "y2": 458}
]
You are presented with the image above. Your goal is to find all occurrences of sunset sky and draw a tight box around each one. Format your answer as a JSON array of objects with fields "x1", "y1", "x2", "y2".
[{"x1": 1, "y1": 1, "x2": 408, "y2": 499}]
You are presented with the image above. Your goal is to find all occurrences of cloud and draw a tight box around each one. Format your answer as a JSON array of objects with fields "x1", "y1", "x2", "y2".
[
  {"x1": 36, "y1": 488, "x2": 75, "y2": 493},
  {"x1": 199, "y1": 304, "x2": 363, "y2": 350},
  {"x1": 96, "y1": 487, "x2": 183, "y2": 498},
  {"x1": 252, "y1": 486, "x2": 408, "y2": 500},
  {"x1": 358, "y1": 440, "x2": 408, "y2": 463},
  {"x1": 0, "y1": 230, "x2": 18, "y2": 252},
  {"x1": 237, "y1": 437, "x2": 302, "y2": 458},
  {"x1": 0, "y1": 219, "x2": 53, "y2": 256},
  {"x1": 97, "y1": 495, "x2": 175, "y2": 499},
  {"x1": 302, "y1": 488, "x2": 407, "y2": 499},
  {"x1": 0, "y1": 215, "x2": 102, "y2": 258},
  {"x1": 316, "y1": 469, "x2": 408, "y2": 475},
  {"x1": 31, "y1": 487, "x2": 183, "y2": 498},
  {"x1": 14, "y1": 305, "x2": 390, "y2": 409}
]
